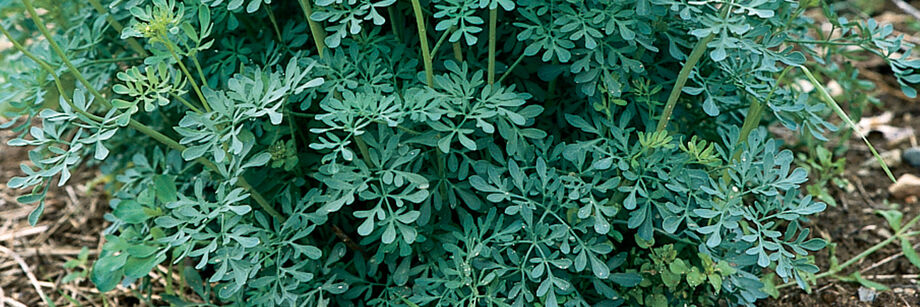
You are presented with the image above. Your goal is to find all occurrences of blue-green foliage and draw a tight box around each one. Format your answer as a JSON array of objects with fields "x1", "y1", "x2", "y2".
[{"x1": 0, "y1": 0, "x2": 915, "y2": 306}]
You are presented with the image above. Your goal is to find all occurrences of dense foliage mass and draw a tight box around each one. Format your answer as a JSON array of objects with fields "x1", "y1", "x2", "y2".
[{"x1": 0, "y1": 0, "x2": 916, "y2": 306}]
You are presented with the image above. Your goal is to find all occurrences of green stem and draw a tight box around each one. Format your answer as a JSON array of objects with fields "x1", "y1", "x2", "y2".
[
  {"x1": 736, "y1": 66, "x2": 792, "y2": 149},
  {"x1": 354, "y1": 136, "x2": 373, "y2": 166},
  {"x1": 724, "y1": 66, "x2": 794, "y2": 183},
  {"x1": 87, "y1": 0, "x2": 148, "y2": 57},
  {"x1": 487, "y1": 8, "x2": 497, "y2": 85},
  {"x1": 430, "y1": 28, "x2": 452, "y2": 58},
  {"x1": 410, "y1": 0, "x2": 434, "y2": 86},
  {"x1": 497, "y1": 52, "x2": 526, "y2": 84},
  {"x1": 83, "y1": 56, "x2": 145, "y2": 65},
  {"x1": 452, "y1": 41, "x2": 463, "y2": 62},
  {"x1": 161, "y1": 37, "x2": 211, "y2": 112},
  {"x1": 721, "y1": 95, "x2": 762, "y2": 184},
  {"x1": 777, "y1": 213, "x2": 920, "y2": 289},
  {"x1": 265, "y1": 6, "x2": 284, "y2": 43},
  {"x1": 0, "y1": 24, "x2": 94, "y2": 119},
  {"x1": 190, "y1": 55, "x2": 210, "y2": 89},
  {"x1": 787, "y1": 39, "x2": 864, "y2": 46},
  {"x1": 654, "y1": 33, "x2": 714, "y2": 132},
  {"x1": 237, "y1": 176, "x2": 283, "y2": 219},
  {"x1": 169, "y1": 92, "x2": 203, "y2": 114},
  {"x1": 298, "y1": 0, "x2": 327, "y2": 59},
  {"x1": 388, "y1": 5, "x2": 402, "y2": 43}
]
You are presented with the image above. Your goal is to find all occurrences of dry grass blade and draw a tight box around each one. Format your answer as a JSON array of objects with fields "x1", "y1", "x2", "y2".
[
  {"x1": 799, "y1": 66, "x2": 897, "y2": 183},
  {"x1": 0, "y1": 246, "x2": 48, "y2": 306}
]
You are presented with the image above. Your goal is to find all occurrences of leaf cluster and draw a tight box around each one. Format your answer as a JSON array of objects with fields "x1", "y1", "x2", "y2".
[{"x1": 0, "y1": 0, "x2": 913, "y2": 306}]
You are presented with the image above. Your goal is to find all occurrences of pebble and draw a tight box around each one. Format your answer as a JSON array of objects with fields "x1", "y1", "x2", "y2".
[
  {"x1": 858, "y1": 286, "x2": 877, "y2": 302},
  {"x1": 889, "y1": 174, "x2": 920, "y2": 199},
  {"x1": 904, "y1": 147, "x2": 920, "y2": 168}
]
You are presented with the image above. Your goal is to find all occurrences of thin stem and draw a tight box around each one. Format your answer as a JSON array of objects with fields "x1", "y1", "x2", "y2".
[
  {"x1": 777, "y1": 213, "x2": 920, "y2": 289},
  {"x1": 546, "y1": 57, "x2": 558, "y2": 107},
  {"x1": 721, "y1": 94, "x2": 763, "y2": 185},
  {"x1": 237, "y1": 177, "x2": 283, "y2": 219},
  {"x1": 497, "y1": 52, "x2": 526, "y2": 84},
  {"x1": 265, "y1": 6, "x2": 284, "y2": 43},
  {"x1": 430, "y1": 28, "x2": 452, "y2": 58},
  {"x1": 388, "y1": 5, "x2": 402, "y2": 43},
  {"x1": 724, "y1": 67, "x2": 795, "y2": 184},
  {"x1": 736, "y1": 66, "x2": 792, "y2": 148},
  {"x1": 452, "y1": 41, "x2": 463, "y2": 62},
  {"x1": 0, "y1": 24, "x2": 99, "y2": 120},
  {"x1": 0, "y1": 23, "x2": 70, "y2": 103},
  {"x1": 787, "y1": 39, "x2": 864, "y2": 46},
  {"x1": 410, "y1": 0, "x2": 434, "y2": 86},
  {"x1": 161, "y1": 38, "x2": 212, "y2": 112},
  {"x1": 87, "y1": 0, "x2": 148, "y2": 57},
  {"x1": 654, "y1": 33, "x2": 714, "y2": 132},
  {"x1": 83, "y1": 56, "x2": 145, "y2": 66},
  {"x1": 800, "y1": 66, "x2": 896, "y2": 182},
  {"x1": 169, "y1": 92, "x2": 203, "y2": 114},
  {"x1": 190, "y1": 54, "x2": 210, "y2": 89},
  {"x1": 298, "y1": 0, "x2": 328, "y2": 59},
  {"x1": 487, "y1": 8, "x2": 497, "y2": 85},
  {"x1": 354, "y1": 136, "x2": 373, "y2": 166}
]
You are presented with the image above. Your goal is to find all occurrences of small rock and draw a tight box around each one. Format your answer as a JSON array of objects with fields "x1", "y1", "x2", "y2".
[
  {"x1": 858, "y1": 286, "x2": 877, "y2": 302},
  {"x1": 863, "y1": 149, "x2": 901, "y2": 169},
  {"x1": 904, "y1": 147, "x2": 920, "y2": 168},
  {"x1": 889, "y1": 174, "x2": 920, "y2": 199}
]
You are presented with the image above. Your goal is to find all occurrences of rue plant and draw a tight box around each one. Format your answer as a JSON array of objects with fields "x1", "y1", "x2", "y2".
[{"x1": 0, "y1": 0, "x2": 917, "y2": 306}]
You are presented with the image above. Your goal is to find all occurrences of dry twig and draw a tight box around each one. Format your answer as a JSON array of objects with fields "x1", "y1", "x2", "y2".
[
  {"x1": 859, "y1": 241, "x2": 920, "y2": 274},
  {"x1": 892, "y1": 0, "x2": 920, "y2": 22},
  {"x1": 0, "y1": 245, "x2": 49, "y2": 306}
]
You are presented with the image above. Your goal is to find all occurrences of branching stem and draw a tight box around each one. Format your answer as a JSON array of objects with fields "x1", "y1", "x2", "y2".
[{"x1": 161, "y1": 38, "x2": 212, "y2": 112}]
